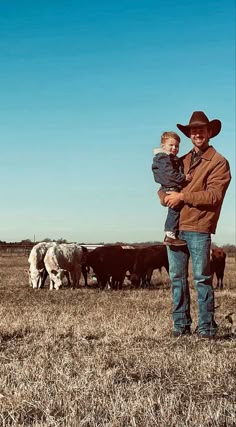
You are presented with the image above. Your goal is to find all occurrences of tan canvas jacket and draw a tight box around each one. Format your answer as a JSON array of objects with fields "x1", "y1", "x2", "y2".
[{"x1": 158, "y1": 146, "x2": 231, "y2": 234}]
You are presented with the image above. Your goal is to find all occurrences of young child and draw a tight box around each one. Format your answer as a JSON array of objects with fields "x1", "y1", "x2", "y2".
[{"x1": 152, "y1": 131, "x2": 192, "y2": 246}]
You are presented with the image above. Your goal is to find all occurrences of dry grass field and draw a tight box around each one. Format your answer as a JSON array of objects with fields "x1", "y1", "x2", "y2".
[{"x1": 0, "y1": 254, "x2": 235, "y2": 427}]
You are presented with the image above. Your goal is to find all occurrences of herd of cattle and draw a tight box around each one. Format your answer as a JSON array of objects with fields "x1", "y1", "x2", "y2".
[{"x1": 25, "y1": 241, "x2": 227, "y2": 291}]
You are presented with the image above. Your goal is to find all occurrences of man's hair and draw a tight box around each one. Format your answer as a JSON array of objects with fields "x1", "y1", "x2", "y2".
[{"x1": 161, "y1": 131, "x2": 180, "y2": 145}]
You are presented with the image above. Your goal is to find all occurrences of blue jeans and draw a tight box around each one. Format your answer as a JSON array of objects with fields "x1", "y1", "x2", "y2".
[
  {"x1": 167, "y1": 231, "x2": 217, "y2": 336},
  {"x1": 165, "y1": 207, "x2": 181, "y2": 233},
  {"x1": 162, "y1": 186, "x2": 181, "y2": 233}
]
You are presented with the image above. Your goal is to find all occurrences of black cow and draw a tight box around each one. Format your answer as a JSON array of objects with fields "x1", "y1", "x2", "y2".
[
  {"x1": 210, "y1": 247, "x2": 226, "y2": 289},
  {"x1": 86, "y1": 245, "x2": 141, "y2": 290},
  {"x1": 130, "y1": 245, "x2": 169, "y2": 288},
  {"x1": 112, "y1": 247, "x2": 140, "y2": 289},
  {"x1": 86, "y1": 245, "x2": 124, "y2": 289}
]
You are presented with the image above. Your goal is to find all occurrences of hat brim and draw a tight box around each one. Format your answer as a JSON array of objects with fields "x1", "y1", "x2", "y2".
[{"x1": 177, "y1": 119, "x2": 221, "y2": 139}]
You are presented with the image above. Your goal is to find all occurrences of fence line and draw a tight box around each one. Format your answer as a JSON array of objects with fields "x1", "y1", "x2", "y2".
[{"x1": 0, "y1": 244, "x2": 34, "y2": 257}]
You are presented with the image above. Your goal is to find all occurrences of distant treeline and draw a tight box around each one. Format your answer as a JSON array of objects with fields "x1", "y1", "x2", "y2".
[{"x1": 0, "y1": 239, "x2": 235, "y2": 255}]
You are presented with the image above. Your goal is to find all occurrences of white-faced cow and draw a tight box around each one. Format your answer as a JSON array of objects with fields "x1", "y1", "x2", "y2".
[
  {"x1": 44, "y1": 243, "x2": 84, "y2": 290},
  {"x1": 211, "y1": 247, "x2": 226, "y2": 289},
  {"x1": 27, "y1": 241, "x2": 56, "y2": 289}
]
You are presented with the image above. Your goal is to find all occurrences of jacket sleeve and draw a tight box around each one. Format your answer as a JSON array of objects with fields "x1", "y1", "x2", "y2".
[
  {"x1": 183, "y1": 159, "x2": 231, "y2": 207},
  {"x1": 157, "y1": 188, "x2": 167, "y2": 206},
  {"x1": 152, "y1": 154, "x2": 186, "y2": 187}
]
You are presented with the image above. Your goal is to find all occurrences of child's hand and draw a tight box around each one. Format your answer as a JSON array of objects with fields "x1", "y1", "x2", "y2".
[{"x1": 185, "y1": 173, "x2": 192, "y2": 182}]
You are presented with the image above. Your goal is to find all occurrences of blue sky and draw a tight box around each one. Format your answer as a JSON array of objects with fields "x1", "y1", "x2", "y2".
[{"x1": 0, "y1": 0, "x2": 235, "y2": 245}]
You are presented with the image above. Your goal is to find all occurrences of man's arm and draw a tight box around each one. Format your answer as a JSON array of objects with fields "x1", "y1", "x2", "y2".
[
  {"x1": 182, "y1": 159, "x2": 231, "y2": 207},
  {"x1": 163, "y1": 158, "x2": 231, "y2": 208}
]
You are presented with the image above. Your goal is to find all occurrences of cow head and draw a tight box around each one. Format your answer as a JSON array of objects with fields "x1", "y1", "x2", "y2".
[
  {"x1": 27, "y1": 268, "x2": 45, "y2": 289},
  {"x1": 211, "y1": 248, "x2": 226, "y2": 260},
  {"x1": 51, "y1": 269, "x2": 68, "y2": 290}
]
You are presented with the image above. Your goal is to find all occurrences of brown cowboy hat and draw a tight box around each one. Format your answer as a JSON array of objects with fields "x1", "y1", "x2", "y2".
[{"x1": 177, "y1": 111, "x2": 221, "y2": 138}]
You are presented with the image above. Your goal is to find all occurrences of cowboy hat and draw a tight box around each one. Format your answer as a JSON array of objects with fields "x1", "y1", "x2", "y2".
[{"x1": 177, "y1": 111, "x2": 221, "y2": 138}]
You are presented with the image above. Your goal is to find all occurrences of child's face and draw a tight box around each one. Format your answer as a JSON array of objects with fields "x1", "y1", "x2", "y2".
[{"x1": 162, "y1": 138, "x2": 180, "y2": 156}]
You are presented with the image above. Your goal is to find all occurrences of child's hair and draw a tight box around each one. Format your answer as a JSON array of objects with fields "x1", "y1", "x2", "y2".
[{"x1": 161, "y1": 131, "x2": 180, "y2": 145}]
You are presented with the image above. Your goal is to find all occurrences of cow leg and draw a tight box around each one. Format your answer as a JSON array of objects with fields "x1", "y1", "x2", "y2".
[
  {"x1": 82, "y1": 264, "x2": 88, "y2": 287},
  {"x1": 110, "y1": 277, "x2": 117, "y2": 290},
  {"x1": 111, "y1": 275, "x2": 123, "y2": 290},
  {"x1": 220, "y1": 276, "x2": 224, "y2": 289},
  {"x1": 49, "y1": 279, "x2": 55, "y2": 290},
  {"x1": 75, "y1": 267, "x2": 82, "y2": 288},
  {"x1": 211, "y1": 273, "x2": 215, "y2": 289},
  {"x1": 145, "y1": 268, "x2": 153, "y2": 287},
  {"x1": 70, "y1": 270, "x2": 78, "y2": 289},
  {"x1": 61, "y1": 271, "x2": 71, "y2": 288},
  {"x1": 118, "y1": 274, "x2": 125, "y2": 289},
  {"x1": 40, "y1": 269, "x2": 48, "y2": 288},
  {"x1": 141, "y1": 274, "x2": 148, "y2": 288},
  {"x1": 97, "y1": 274, "x2": 108, "y2": 290}
]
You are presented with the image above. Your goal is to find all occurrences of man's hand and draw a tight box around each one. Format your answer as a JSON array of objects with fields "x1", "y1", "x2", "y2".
[
  {"x1": 157, "y1": 189, "x2": 167, "y2": 206},
  {"x1": 164, "y1": 191, "x2": 184, "y2": 208}
]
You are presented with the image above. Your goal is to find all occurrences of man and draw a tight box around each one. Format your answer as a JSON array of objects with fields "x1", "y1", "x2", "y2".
[{"x1": 160, "y1": 111, "x2": 231, "y2": 338}]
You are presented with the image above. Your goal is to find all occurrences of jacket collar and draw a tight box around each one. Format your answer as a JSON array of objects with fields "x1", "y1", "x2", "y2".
[
  {"x1": 199, "y1": 145, "x2": 216, "y2": 160},
  {"x1": 183, "y1": 145, "x2": 216, "y2": 161},
  {"x1": 153, "y1": 147, "x2": 170, "y2": 155}
]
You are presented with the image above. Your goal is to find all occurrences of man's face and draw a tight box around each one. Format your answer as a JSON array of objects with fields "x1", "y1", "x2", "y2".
[{"x1": 189, "y1": 125, "x2": 211, "y2": 152}]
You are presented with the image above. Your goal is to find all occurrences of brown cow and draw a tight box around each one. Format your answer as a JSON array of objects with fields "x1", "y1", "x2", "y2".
[
  {"x1": 86, "y1": 245, "x2": 169, "y2": 290},
  {"x1": 130, "y1": 245, "x2": 169, "y2": 288},
  {"x1": 210, "y1": 247, "x2": 226, "y2": 289}
]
